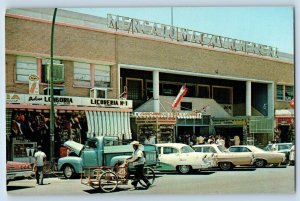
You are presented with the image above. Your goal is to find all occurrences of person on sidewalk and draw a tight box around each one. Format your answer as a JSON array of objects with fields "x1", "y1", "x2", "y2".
[
  {"x1": 34, "y1": 145, "x2": 46, "y2": 185},
  {"x1": 125, "y1": 141, "x2": 151, "y2": 190}
]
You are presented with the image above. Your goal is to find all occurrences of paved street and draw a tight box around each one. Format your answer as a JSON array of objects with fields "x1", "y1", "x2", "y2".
[{"x1": 6, "y1": 166, "x2": 295, "y2": 196}]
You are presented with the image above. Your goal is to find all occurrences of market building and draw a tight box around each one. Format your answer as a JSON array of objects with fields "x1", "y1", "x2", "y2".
[{"x1": 5, "y1": 9, "x2": 294, "y2": 160}]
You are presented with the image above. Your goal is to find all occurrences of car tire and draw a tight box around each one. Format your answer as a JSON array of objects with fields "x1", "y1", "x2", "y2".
[
  {"x1": 219, "y1": 162, "x2": 233, "y2": 171},
  {"x1": 177, "y1": 165, "x2": 191, "y2": 174},
  {"x1": 255, "y1": 159, "x2": 266, "y2": 168},
  {"x1": 63, "y1": 164, "x2": 75, "y2": 179}
]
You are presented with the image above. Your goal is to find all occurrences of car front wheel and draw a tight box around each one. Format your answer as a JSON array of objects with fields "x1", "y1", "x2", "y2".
[
  {"x1": 63, "y1": 164, "x2": 75, "y2": 179},
  {"x1": 177, "y1": 165, "x2": 191, "y2": 174}
]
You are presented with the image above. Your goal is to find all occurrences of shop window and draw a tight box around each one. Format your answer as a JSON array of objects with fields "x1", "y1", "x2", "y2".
[
  {"x1": 74, "y1": 62, "x2": 91, "y2": 87},
  {"x1": 162, "y1": 83, "x2": 179, "y2": 96},
  {"x1": 276, "y1": 85, "x2": 284, "y2": 101},
  {"x1": 212, "y1": 86, "x2": 232, "y2": 104},
  {"x1": 126, "y1": 78, "x2": 143, "y2": 100},
  {"x1": 16, "y1": 56, "x2": 38, "y2": 82},
  {"x1": 94, "y1": 64, "x2": 111, "y2": 88},
  {"x1": 185, "y1": 85, "x2": 196, "y2": 97},
  {"x1": 198, "y1": 85, "x2": 210, "y2": 98},
  {"x1": 146, "y1": 81, "x2": 153, "y2": 99},
  {"x1": 181, "y1": 102, "x2": 192, "y2": 111}
]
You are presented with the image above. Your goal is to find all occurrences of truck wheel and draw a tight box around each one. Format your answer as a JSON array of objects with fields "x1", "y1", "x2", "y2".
[
  {"x1": 177, "y1": 165, "x2": 191, "y2": 174},
  {"x1": 63, "y1": 164, "x2": 75, "y2": 179},
  {"x1": 219, "y1": 162, "x2": 233, "y2": 171}
]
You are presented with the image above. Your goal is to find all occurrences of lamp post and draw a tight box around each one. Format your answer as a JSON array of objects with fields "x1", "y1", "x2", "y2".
[{"x1": 50, "y1": 8, "x2": 57, "y2": 161}]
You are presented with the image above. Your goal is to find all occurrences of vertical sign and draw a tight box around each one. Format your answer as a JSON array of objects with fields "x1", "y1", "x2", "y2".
[{"x1": 28, "y1": 74, "x2": 39, "y2": 95}]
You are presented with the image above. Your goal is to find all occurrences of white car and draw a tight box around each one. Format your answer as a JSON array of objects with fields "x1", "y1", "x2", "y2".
[
  {"x1": 193, "y1": 144, "x2": 255, "y2": 171},
  {"x1": 155, "y1": 143, "x2": 214, "y2": 174}
]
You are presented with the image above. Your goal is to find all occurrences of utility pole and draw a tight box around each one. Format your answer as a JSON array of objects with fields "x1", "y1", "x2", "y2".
[{"x1": 50, "y1": 8, "x2": 57, "y2": 161}]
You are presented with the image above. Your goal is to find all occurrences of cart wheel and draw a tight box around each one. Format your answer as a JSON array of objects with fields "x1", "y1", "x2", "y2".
[
  {"x1": 138, "y1": 167, "x2": 155, "y2": 187},
  {"x1": 98, "y1": 171, "x2": 118, "y2": 193}
]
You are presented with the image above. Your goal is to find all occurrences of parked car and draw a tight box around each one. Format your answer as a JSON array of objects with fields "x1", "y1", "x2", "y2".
[
  {"x1": 263, "y1": 142, "x2": 293, "y2": 162},
  {"x1": 193, "y1": 144, "x2": 255, "y2": 171},
  {"x1": 6, "y1": 161, "x2": 34, "y2": 185},
  {"x1": 155, "y1": 143, "x2": 214, "y2": 174},
  {"x1": 227, "y1": 145, "x2": 286, "y2": 168}
]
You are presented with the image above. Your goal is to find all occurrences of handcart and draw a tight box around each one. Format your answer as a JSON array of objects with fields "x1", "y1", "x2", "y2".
[{"x1": 81, "y1": 162, "x2": 155, "y2": 193}]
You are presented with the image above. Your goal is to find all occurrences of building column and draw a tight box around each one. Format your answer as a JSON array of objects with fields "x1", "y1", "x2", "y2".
[
  {"x1": 246, "y1": 81, "x2": 252, "y2": 116},
  {"x1": 268, "y1": 83, "x2": 275, "y2": 117},
  {"x1": 153, "y1": 71, "x2": 160, "y2": 112}
]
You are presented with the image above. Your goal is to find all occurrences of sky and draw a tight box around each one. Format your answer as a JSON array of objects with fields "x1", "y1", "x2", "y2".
[{"x1": 65, "y1": 7, "x2": 294, "y2": 54}]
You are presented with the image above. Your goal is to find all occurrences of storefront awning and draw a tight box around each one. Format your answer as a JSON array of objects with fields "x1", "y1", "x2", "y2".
[{"x1": 85, "y1": 111, "x2": 132, "y2": 140}]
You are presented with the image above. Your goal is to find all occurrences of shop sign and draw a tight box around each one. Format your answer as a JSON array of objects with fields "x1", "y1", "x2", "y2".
[
  {"x1": 276, "y1": 117, "x2": 294, "y2": 125},
  {"x1": 6, "y1": 93, "x2": 132, "y2": 108},
  {"x1": 28, "y1": 74, "x2": 39, "y2": 95},
  {"x1": 212, "y1": 119, "x2": 247, "y2": 125},
  {"x1": 107, "y1": 14, "x2": 278, "y2": 58}
]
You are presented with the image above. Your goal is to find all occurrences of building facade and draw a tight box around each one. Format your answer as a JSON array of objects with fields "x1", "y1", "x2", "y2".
[{"x1": 5, "y1": 9, "x2": 294, "y2": 160}]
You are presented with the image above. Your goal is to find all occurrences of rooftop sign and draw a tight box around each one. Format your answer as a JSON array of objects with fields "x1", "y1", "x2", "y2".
[{"x1": 107, "y1": 14, "x2": 278, "y2": 58}]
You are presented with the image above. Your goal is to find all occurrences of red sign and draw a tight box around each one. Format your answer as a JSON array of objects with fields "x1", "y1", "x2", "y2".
[
  {"x1": 172, "y1": 85, "x2": 188, "y2": 109},
  {"x1": 275, "y1": 117, "x2": 294, "y2": 125}
]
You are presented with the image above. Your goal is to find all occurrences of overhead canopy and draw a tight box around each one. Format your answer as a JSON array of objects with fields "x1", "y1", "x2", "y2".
[{"x1": 85, "y1": 111, "x2": 132, "y2": 140}]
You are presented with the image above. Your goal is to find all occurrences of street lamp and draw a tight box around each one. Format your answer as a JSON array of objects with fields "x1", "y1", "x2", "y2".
[{"x1": 50, "y1": 8, "x2": 58, "y2": 161}]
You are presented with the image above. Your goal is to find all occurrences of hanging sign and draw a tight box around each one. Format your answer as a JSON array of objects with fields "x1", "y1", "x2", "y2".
[{"x1": 28, "y1": 75, "x2": 39, "y2": 95}]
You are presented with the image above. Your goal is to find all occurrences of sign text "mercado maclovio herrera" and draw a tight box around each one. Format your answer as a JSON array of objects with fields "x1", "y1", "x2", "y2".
[{"x1": 107, "y1": 14, "x2": 278, "y2": 58}]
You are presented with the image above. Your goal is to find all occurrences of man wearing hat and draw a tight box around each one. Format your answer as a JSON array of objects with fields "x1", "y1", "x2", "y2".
[
  {"x1": 125, "y1": 141, "x2": 151, "y2": 190},
  {"x1": 34, "y1": 145, "x2": 46, "y2": 185}
]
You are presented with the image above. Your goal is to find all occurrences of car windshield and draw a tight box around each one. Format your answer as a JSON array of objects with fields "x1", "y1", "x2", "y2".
[
  {"x1": 180, "y1": 145, "x2": 195, "y2": 153},
  {"x1": 217, "y1": 145, "x2": 226, "y2": 152}
]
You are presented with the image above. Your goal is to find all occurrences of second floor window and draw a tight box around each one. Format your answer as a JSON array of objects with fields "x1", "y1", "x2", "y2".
[
  {"x1": 74, "y1": 62, "x2": 91, "y2": 87},
  {"x1": 16, "y1": 56, "x2": 37, "y2": 82},
  {"x1": 94, "y1": 64, "x2": 111, "y2": 88},
  {"x1": 276, "y1": 84, "x2": 294, "y2": 101}
]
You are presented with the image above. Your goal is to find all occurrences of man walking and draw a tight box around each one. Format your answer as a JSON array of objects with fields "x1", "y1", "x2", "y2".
[
  {"x1": 125, "y1": 141, "x2": 151, "y2": 190},
  {"x1": 34, "y1": 145, "x2": 46, "y2": 185}
]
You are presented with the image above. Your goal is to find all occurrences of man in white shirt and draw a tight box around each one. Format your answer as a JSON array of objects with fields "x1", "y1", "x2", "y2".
[
  {"x1": 125, "y1": 141, "x2": 151, "y2": 190},
  {"x1": 34, "y1": 145, "x2": 46, "y2": 185}
]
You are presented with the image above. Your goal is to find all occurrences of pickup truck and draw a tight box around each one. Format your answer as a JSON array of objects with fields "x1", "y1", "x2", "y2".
[
  {"x1": 6, "y1": 161, "x2": 34, "y2": 185},
  {"x1": 58, "y1": 136, "x2": 157, "y2": 179}
]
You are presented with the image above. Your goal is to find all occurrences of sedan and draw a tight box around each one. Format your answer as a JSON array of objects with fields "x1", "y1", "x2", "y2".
[
  {"x1": 228, "y1": 145, "x2": 286, "y2": 168},
  {"x1": 193, "y1": 144, "x2": 255, "y2": 171},
  {"x1": 155, "y1": 143, "x2": 214, "y2": 174},
  {"x1": 7, "y1": 161, "x2": 34, "y2": 184},
  {"x1": 264, "y1": 142, "x2": 293, "y2": 162}
]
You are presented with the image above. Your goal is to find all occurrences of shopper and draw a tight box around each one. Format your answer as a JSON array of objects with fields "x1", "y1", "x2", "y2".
[
  {"x1": 34, "y1": 145, "x2": 46, "y2": 185},
  {"x1": 125, "y1": 141, "x2": 151, "y2": 190}
]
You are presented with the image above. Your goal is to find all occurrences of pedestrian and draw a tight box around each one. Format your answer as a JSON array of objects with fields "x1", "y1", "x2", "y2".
[
  {"x1": 271, "y1": 140, "x2": 277, "y2": 151},
  {"x1": 289, "y1": 144, "x2": 295, "y2": 166},
  {"x1": 34, "y1": 145, "x2": 46, "y2": 185},
  {"x1": 125, "y1": 141, "x2": 151, "y2": 190}
]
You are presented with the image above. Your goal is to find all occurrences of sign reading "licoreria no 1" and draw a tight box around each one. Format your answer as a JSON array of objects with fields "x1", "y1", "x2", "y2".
[{"x1": 107, "y1": 14, "x2": 278, "y2": 58}]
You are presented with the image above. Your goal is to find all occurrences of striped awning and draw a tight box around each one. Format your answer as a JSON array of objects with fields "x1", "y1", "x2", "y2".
[{"x1": 85, "y1": 111, "x2": 132, "y2": 140}]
